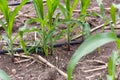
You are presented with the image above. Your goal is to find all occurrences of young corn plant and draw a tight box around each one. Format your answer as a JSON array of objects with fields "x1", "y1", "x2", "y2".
[
  {"x1": 58, "y1": 0, "x2": 79, "y2": 50},
  {"x1": 46, "y1": 0, "x2": 60, "y2": 54},
  {"x1": 96, "y1": 0, "x2": 111, "y2": 30},
  {"x1": 19, "y1": 25, "x2": 40, "y2": 55},
  {"x1": 19, "y1": 0, "x2": 60, "y2": 56},
  {"x1": 0, "y1": 0, "x2": 28, "y2": 61},
  {"x1": 67, "y1": 4, "x2": 120, "y2": 79},
  {"x1": 107, "y1": 51, "x2": 119, "y2": 80},
  {"x1": 34, "y1": 0, "x2": 60, "y2": 55},
  {"x1": 67, "y1": 32, "x2": 120, "y2": 80},
  {"x1": 79, "y1": 0, "x2": 91, "y2": 39}
]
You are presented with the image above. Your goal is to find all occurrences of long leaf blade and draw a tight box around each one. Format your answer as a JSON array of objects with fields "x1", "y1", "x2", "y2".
[
  {"x1": 67, "y1": 32, "x2": 118, "y2": 80},
  {"x1": 0, "y1": 69, "x2": 11, "y2": 80}
]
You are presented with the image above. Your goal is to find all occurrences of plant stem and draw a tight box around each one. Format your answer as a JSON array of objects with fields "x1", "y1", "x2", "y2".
[
  {"x1": 9, "y1": 37, "x2": 15, "y2": 62},
  {"x1": 67, "y1": 24, "x2": 71, "y2": 51}
]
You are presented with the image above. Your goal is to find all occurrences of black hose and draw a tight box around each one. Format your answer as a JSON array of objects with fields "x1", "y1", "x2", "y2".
[
  {"x1": 8, "y1": 0, "x2": 46, "y2": 6},
  {"x1": 0, "y1": 39, "x2": 83, "y2": 54},
  {"x1": 0, "y1": 48, "x2": 24, "y2": 54},
  {"x1": 8, "y1": 1, "x2": 33, "y2": 6},
  {"x1": 0, "y1": 34, "x2": 120, "y2": 54}
]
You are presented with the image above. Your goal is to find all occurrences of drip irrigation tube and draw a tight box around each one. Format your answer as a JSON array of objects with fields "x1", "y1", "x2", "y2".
[
  {"x1": 0, "y1": 34, "x2": 120, "y2": 54},
  {"x1": 8, "y1": 0, "x2": 46, "y2": 6},
  {"x1": 8, "y1": 0, "x2": 33, "y2": 6},
  {"x1": 0, "y1": 39, "x2": 83, "y2": 54}
]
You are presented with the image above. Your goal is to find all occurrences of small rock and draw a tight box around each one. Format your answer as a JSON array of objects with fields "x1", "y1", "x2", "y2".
[{"x1": 12, "y1": 69, "x2": 17, "y2": 74}]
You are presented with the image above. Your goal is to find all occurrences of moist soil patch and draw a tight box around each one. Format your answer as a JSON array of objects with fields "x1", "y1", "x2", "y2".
[{"x1": 0, "y1": 0, "x2": 120, "y2": 80}]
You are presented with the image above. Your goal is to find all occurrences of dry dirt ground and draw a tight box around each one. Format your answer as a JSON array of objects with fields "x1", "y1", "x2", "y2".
[{"x1": 0, "y1": 0, "x2": 120, "y2": 80}]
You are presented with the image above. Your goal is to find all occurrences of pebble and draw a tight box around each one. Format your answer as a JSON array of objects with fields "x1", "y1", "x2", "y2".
[{"x1": 12, "y1": 69, "x2": 17, "y2": 75}]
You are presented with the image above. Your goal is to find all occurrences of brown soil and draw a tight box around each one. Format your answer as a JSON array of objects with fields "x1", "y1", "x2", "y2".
[{"x1": 0, "y1": 0, "x2": 120, "y2": 80}]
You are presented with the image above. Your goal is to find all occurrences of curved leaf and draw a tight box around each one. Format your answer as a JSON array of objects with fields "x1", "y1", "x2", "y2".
[
  {"x1": 67, "y1": 32, "x2": 118, "y2": 80},
  {"x1": 0, "y1": 69, "x2": 11, "y2": 80}
]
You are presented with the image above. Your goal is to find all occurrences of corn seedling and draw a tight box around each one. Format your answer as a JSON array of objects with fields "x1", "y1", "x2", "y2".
[
  {"x1": 78, "y1": 0, "x2": 91, "y2": 39},
  {"x1": 33, "y1": 0, "x2": 60, "y2": 55},
  {"x1": 107, "y1": 51, "x2": 119, "y2": 80},
  {"x1": 19, "y1": 0, "x2": 61, "y2": 56},
  {"x1": 96, "y1": 0, "x2": 111, "y2": 31},
  {"x1": 0, "y1": 0, "x2": 28, "y2": 61},
  {"x1": 58, "y1": 0, "x2": 79, "y2": 50},
  {"x1": 19, "y1": 25, "x2": 40, "y2": 55}
]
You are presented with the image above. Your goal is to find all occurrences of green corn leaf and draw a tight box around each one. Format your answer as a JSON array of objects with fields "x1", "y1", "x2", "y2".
[
  {"x1": 2, "y1": 35, "x2": 12, "y2": 51},
  {"x1": 65, "y1": 0, "x2": 70, "y2": 12},
  {"x1": 58, "y1": 3, "x2": 68, "y2": 18},
  {"x1": 67, "y1": 32, "x2": 118, "y2": 80},
  {"x1": 84, "y1": 22, "x2": 91, "y2": 39},
  {"x1": 19, "y1": 27, "x2": 39, "y2": 55},
  {"x1": 0, "y1": 19, "x2": 7, "y2": 31},
  {"x1": 71, "y1": 0, "x2": 78, "y2": 13},
  {"x1": 96, "y1": 0, "x2": 103, "y2": 6},
  {"x1": 0, "y1": 0, "x2": 10, "y2": 23},
  {"x1": 53, "y1": 13, "x2": 61, "y2": 27},
  {"x1": 107, "y1": 51, "x2": 119, "y2": 80},
  {"x1": 100, "y1": 4, "x2": 105, "y2": 18},
  {"x1": 113, "y1": 4, "x2": 120, "y2": 18},
  {"x1": 33, "y1": 0, "x2": 44, "y2": 19},
  {"x1": 0, "y1": 69, "x2": 11, "y2": 80},
  {"x1": 107, "y1": 75, "x2": 113, "y2": 80},
  {"x1": 47, "y1": 0, "x2": 59, "y2": 20},
  {"x1": 52, "y1": 0, "x2": 59, "y2": 15},
  {"x1": 80, "y1": 0, "x2": 90, "y2": 14},
  {"x1": 110, "y1": 4, "x2": 117, "y2": 26},
  {"x1": 44, "y1": 29, "x2": 55, "y2": 56},
  {"x1": 8, "y1": 0, "x2": 29, "y2": 36},
  {"x1": 96, "y1": 0, "x2": 105, "y2": 19}
]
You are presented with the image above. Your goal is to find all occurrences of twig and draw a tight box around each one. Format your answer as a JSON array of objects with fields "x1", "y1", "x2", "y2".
[
  {"x1": 85, "y1": 59, "x2": 107, "y2": 65},
  {"x1": 8, "y1": 0, "x2": 47, "y2": 6},
  {"x1": 83, "y1": 65, "x2": 107, "y2": 73},
  {"x1": 71, "y1": 21, "x2": 112, "y2": 40},
  {"x1": 85, "y1": 73, "x2": 101, "y2": 79},
  {"x1": 72, "y1": 21, "x2": 120, "y2": 40},
  {"x1": 25, "y1": 60, "x2": 36, "y2": 68},
  {"x1": 13, "y1": 54, "x2": 33, "y2": 59},
  {"x1": 14, "y1": 58, "x2": 31, "y2": 64},
  {"x1": 32, "y1": 54, "x2": 68, "y2": 79},
  {"x1": 73, "y1": 7, "x2": 110, "y2": 13}
]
